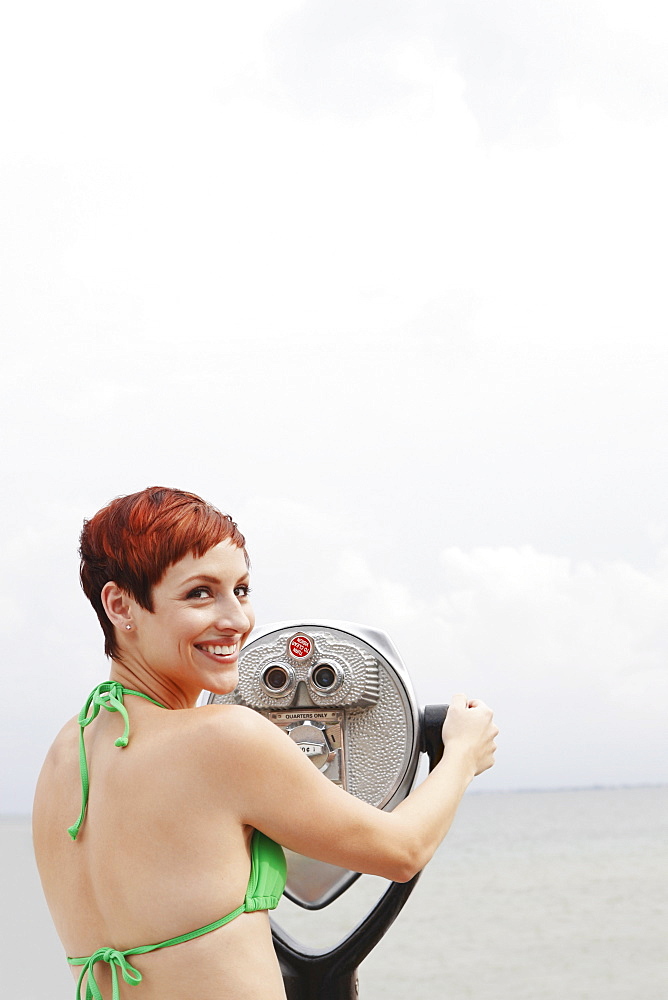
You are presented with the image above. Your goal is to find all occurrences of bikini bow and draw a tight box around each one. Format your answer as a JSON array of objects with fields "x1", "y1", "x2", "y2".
[
  {"x1": 78, "y1": 682, "x2": 131, "y2": 744},
  {"x1": 70, "y1": 947, "x2": 143, "y2": 1000}
]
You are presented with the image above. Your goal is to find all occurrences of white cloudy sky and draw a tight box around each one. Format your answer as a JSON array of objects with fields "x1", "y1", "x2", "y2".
[{"x1": 1, "y1": 0, "x2": 667, "y2": 812}]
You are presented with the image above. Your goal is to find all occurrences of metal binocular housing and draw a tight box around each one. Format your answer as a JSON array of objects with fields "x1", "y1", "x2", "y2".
[{"x1": 209, "y1": 620, "x2": 422, "y2": 909}]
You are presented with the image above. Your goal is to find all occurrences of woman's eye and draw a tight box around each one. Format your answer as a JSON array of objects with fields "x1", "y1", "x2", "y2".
[
  {"x1": 234, "y1": 585, "x2": 252, "y2": 598},
  {"x1": 187, "y1": 587, "x2": 211, "y2": 600}
]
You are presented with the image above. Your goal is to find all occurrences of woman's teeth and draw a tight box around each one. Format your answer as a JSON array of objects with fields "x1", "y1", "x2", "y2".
[{"x1": 199, "y1": 644, "x2": 236, "y2": 656}]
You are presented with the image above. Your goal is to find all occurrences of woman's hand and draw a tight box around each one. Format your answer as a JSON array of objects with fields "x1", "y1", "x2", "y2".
[{"x1": 441, "y1": 693, "x2": 498, "y2": 776}]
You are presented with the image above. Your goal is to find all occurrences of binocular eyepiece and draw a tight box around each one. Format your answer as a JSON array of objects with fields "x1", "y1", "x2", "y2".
[{"x1": 261, "y1": 658, "x2": 345, "y2": 697}]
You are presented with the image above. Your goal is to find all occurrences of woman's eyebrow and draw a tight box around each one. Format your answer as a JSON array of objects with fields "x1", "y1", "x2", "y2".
[
  {"x1": 180, "y1": 572, "x2": 250, "y2": 586},
  {"x1": 181, "y1": 574, "x2": 221, "y2": 586}
]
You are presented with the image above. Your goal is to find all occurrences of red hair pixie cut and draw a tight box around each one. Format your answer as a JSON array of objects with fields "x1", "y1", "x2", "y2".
[{"x1": 79, "y1": 487, "x2": 247, "y2": 658}]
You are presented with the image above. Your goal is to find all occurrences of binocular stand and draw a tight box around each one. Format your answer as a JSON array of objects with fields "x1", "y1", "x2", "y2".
[{"x1": 271, "y1": 705, "x2": 447, "y2": 1000}]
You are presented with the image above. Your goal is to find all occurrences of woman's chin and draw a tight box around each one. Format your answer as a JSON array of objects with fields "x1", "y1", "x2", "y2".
[{"x1": 205, "y1": 670, "x2": 239, "y2": 698}]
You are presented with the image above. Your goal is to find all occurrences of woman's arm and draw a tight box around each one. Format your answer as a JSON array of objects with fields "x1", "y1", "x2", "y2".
[{"x1": 204, "y1": 692, "x2": 497, "y2": 882}]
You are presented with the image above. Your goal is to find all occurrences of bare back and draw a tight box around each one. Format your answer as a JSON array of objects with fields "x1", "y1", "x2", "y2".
[{"x1": 32, "y1": 696, "x2": 286, "y2": 1000}]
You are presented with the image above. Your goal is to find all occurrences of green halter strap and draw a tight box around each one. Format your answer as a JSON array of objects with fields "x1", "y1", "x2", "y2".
[{"x1": 68, "y1": 681, "x2": 166, "y2": 841}]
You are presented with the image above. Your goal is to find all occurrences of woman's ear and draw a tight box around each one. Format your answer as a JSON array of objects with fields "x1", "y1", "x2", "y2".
[{"x1": 101, "y1": 582, "x2": 134, "y2": 630}]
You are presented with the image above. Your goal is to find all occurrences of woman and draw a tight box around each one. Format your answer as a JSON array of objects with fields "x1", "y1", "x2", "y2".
[{"x1": 33, "y1": 486, "x2": 498, "y2": 1000}]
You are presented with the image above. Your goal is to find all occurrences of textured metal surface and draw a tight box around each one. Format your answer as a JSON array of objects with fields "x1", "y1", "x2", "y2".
[{"x1": 344, "y1": 667, "x2": 410, "y2": 806}]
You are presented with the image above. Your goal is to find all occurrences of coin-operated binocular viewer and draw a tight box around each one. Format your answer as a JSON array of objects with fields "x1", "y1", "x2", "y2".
[{"x1": 209, "y1": 621, "x2": 447, "y2": 1000}]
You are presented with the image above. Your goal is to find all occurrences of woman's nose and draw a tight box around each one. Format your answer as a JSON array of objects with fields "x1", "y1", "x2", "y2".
[{"x1": 215, "y1": 596, "x2": 252, "y2": 634}]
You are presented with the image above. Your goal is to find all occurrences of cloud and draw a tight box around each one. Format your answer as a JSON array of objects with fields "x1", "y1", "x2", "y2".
[
  {"x1": 340, "y1": 542, "x2": 668, "y2": 701},
  {"x1": 434, "y1": 545, "x2": 668, "y2": 689},
  {"x1": 241, "y1": 512, "x2": 668, "y2": 730},
  {"x1": 299, "y1": 542, "x2": 668, "y2": 789},
  {"x1": 266, "y1": 0, "x2": 668, "y2": 143}
]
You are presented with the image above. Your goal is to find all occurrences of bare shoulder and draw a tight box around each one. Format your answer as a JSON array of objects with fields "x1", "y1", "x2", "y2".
[
  {"x1": 168, "y1": 704, "x2": 295, "y2": 812},
  {"x1": 179, "y1": 704, "x2": 323, "y2": 798},
  {"x1": 33, "y1": 716, "x2": 80, "y2": 838},
  {"x1": 185, "y1": 703, "x2": 285, "y2": 755},
  {"x1": 37, "y1": 715, "x2": 79, "y2": 776},
  {"x1": 187, "y1": 702, "x2": 268, "y2": 733}
]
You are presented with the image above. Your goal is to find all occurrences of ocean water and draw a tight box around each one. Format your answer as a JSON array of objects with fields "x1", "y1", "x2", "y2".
[{"x1": 3, "y1": 786, "x2": 666, "y2": 1000}]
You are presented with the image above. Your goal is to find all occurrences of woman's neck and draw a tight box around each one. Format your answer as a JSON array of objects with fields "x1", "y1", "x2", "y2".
[{"x1": 108, "y1": 659, "x2": 200, "y2": 710}]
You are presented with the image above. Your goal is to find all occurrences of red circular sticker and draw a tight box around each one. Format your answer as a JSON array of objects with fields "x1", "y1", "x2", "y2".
[{"x1": 289, "y1": 634, "x2": 312, "y2": 659}]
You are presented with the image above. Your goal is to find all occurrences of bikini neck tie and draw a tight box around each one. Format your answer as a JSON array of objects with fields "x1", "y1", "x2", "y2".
[
  {"x1": 68, "y1": 681, "x2": 166, "y2": 841},
  {"x1": 71, "y1": 947, "x2": 142, "y2": 1000}
]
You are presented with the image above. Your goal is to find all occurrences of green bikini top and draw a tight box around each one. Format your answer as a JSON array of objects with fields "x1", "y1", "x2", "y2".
[{"x1": 66, "y1": 681, "x2": 287, "y2": 1000}]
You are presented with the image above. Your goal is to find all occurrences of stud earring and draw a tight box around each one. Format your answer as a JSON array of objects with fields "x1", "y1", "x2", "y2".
[{"x1": 125, "y1": 624, "x2": 132, "y2": 631}]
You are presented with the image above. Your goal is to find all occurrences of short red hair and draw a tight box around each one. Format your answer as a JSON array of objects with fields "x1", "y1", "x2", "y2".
[{"x1": 79, "y1": 487, "x2": 247, "y2": 658}]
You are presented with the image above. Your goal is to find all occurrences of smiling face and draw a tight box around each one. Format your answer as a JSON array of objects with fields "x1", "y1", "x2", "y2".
[{"x1": 128, "y1": 539, "x2": 255, "y2": 701}]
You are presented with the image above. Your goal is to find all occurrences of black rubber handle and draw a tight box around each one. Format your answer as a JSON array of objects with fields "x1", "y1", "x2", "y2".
[{"x1": 420, "y1": 704, "x2": 448, "y2": 770}]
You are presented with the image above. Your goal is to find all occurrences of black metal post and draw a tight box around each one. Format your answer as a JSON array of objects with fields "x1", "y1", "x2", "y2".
[{"x1": 272, "y1": 705, "x2": 448, "y2": 999}]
